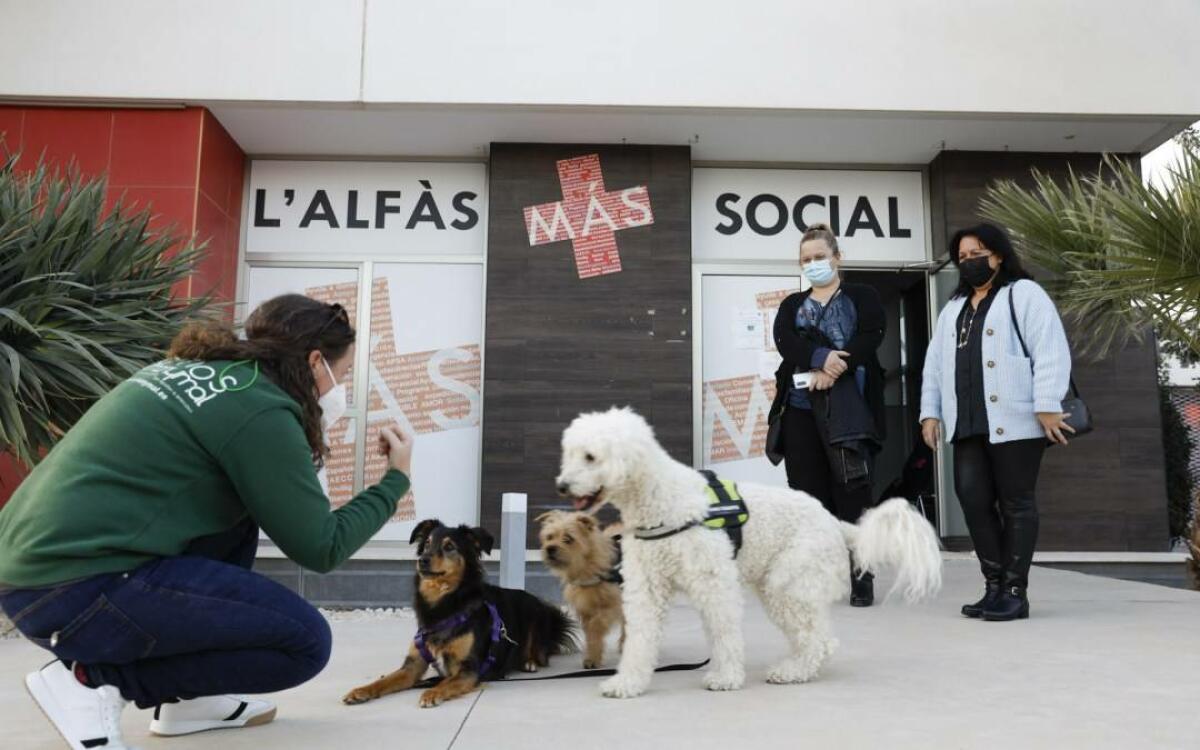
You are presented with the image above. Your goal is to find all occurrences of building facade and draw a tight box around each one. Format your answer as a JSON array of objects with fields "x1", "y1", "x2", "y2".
[{"x1": 2, "y1": 1, "x2": 1199, "y2": 601}]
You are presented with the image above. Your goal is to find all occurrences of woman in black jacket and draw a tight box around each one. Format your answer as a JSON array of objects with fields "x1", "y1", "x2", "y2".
[{"x1": 768, "y1": 223, "x2": 887, "y2": 605}]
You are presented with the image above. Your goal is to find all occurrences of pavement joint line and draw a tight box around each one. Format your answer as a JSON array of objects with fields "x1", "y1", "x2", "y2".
[{"x1": 447, "y1": 686, "x2": 484, "y2": 750}]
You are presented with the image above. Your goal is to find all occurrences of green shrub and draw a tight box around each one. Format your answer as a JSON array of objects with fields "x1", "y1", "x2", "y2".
[{"x1": 0, "y1": 155, "x2": 210, "y2": 468}]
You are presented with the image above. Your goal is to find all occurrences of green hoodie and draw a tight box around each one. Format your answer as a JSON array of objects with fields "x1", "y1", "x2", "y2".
[{"x1": 0, "y1": 359, "x2": 409, "y2": 588}]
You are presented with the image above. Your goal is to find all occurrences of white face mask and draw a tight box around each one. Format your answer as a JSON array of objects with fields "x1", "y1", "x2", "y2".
[
  {"x1": 318, "y1": 356, "x2": 348, "y2": 431},
  {"x1": 801, "y1": 258, "x2": 837, "y2": 287}
]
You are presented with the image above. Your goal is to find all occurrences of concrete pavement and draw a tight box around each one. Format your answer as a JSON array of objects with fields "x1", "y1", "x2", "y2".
[{"x1": 3, "y1": 560, "x2": 1198, "y2": 750}]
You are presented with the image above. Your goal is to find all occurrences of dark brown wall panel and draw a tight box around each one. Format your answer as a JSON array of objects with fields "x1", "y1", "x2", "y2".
[{"x1": 482, "y1": 144, "x2": 692, "y2": 541}]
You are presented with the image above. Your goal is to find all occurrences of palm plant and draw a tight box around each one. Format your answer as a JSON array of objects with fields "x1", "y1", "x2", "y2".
[
  {"x1": 0, "y1": 155, "x2": 211, "y2": 469},
  {"x1": 983, "y1": 141, "x2": 1200, "y2": 574},
  {"x1": 980, "y1": 145, "x2": 1200, "y2": 361}
]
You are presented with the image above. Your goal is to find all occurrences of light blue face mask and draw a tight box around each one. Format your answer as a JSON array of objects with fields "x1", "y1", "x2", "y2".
[{"x1": 802, "y1": 258, "x2": 837, "y2": 286}]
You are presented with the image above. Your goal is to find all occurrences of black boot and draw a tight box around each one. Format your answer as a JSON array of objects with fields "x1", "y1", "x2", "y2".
[
  {"x1": 982, "y1": 585, "x2": 1029, "y2": 621},
  {"x1": 962, "y1": 556, "x2": 1005, "y2": 618},
  {"x1": 850, "y1": 571, "x2": 874, "y2": 607},
  {"x1": 961, "y1": 579, "x2": 1003, "y2": 618}
]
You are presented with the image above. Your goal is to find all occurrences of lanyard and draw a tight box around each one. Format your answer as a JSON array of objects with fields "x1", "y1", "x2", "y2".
[{"x1": 801, "y1": 287, "x2": 843, "y2": 333}]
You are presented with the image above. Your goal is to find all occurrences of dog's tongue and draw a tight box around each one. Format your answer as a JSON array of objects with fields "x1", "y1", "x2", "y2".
[{"x1": 572, "y1": 496, "x2": 589, "y2": 511}]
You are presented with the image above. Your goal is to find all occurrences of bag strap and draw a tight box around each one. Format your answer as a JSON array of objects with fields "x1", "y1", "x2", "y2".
[
  {"x1": 1006, "y1": 286, "x2": 1030, "y2": 359},
  {"x1": 1007, "y1": 284, "x2": 1079, "y2": 399}
]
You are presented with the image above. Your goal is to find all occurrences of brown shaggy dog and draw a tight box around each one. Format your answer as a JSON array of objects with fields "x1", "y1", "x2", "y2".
[{"x1": 537, "y1": 511, "x2": 624, "y2": 669}]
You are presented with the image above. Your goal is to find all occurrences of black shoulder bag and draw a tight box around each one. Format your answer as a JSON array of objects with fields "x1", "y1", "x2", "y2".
[
  {"x1": 1007, "y1": 288, "x2": 1092, "y2": 443},
  {"x1": 765, "y1": 407, "x2": 787, "y2": 465}
]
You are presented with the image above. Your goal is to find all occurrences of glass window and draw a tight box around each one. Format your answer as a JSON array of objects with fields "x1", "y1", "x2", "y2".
[
  {"x1": 700, "y1": 274, "x2": 803, "y2": 486},
  {"x1": 241, "y1": 262, "x2": 483, "y2": 541},
  {"x1": 365, "y1": 263, "x2": 483, "y2": 534}
]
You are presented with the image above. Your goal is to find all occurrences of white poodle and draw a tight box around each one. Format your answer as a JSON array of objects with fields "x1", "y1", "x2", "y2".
[{"x1": 555, "y1": 407, "x2": 942, "y2": 698}]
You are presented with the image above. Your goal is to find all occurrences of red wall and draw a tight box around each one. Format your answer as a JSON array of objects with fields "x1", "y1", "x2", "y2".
[{"x1": 0, "y1": 106, "x2": 245, "y2": 504}]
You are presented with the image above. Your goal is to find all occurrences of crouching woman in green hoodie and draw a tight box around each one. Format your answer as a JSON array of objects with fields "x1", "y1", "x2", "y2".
[{"x1": 0, "y1": 294, "x2": 413, "y2": 750}]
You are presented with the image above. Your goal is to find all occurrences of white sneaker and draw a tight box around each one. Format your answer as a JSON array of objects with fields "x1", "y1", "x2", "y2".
[
  {"x1": 149, "y1": 694, "x2": 276, "y2": 736},
  {"x1": 24, "y1": 660, "x2": 135, "y2": 750}
]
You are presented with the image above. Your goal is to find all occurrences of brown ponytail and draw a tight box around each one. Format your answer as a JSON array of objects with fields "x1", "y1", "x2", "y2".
[
  {"x1": 800, "y1": 222, "x2": 840, "y2": 256},
  {"x1": 167, "y1": 294, "x2": 355, "y2": 466},
  {"x1": 168, "y1": 321, "x2": 241, "y2": 359}
]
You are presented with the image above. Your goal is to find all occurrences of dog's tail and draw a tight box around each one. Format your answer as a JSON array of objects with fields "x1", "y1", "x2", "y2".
[
  {"x1": 534, "y1": 598, "x2": 580, "y2": 656},
  {"x1": 841, "y1": 498, "x2": 942, "y2": 603}
]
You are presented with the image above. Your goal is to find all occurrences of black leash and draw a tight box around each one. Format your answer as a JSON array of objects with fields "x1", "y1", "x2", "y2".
[{"x1": 414, "y1": 658, "x2": 710, "y2": 689}]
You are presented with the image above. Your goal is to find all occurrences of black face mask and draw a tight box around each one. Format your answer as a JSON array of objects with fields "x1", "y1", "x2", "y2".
[{"x1": 959, "y1": 256, "x2": 998, "y2": 288}]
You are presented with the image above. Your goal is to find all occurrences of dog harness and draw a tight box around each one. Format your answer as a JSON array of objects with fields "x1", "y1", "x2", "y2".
[
  {"x1": 413, "y1": 600, "x2": 516, "y2": 678},
  {"x1": 575, "y1": 536, "x2": 624, "y2": 587},
  {"x1": 632, "y1": 470, "x2": 750, "y2": 557}
]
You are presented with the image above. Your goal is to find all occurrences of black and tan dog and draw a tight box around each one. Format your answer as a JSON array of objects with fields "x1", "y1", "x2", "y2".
[{"x1": 342, "y1": 519, "x2": 576, "y2": 708}]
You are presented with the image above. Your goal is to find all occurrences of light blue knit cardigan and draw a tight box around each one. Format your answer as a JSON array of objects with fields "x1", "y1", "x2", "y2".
[{"x1": 920, "y1": 279, "x2": 1072, "y2": 443}]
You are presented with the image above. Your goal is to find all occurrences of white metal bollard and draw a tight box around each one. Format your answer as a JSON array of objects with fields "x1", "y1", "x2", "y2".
[{"x1": 499, "y1": 493, "x2": 527, "y2": 590}]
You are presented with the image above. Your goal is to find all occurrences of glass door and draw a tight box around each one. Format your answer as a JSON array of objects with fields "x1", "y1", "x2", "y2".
[
  {"x1": 241, "y1": 261, "x2": 484, "y2": 541},
  {"x1": 698, "y1": 273, "x2": 803, "y2": 486}
]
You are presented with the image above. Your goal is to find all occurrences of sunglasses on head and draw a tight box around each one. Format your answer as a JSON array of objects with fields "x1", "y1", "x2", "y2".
[{"x1": 316, "y1": 303, "x2": 350, "y2": 337}]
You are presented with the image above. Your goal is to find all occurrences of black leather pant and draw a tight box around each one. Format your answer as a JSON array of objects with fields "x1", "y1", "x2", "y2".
[{"x1": 953, "y1": 436, "x2": 1045, "y2": 590}]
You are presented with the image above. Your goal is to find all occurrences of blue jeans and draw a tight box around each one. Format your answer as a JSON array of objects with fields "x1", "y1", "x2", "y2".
[{"x1": 0, "y1": 519, "x2": 331, "y2": 708}]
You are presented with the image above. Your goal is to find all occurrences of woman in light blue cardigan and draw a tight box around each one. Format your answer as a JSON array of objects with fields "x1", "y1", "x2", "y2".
[{"x1": 920, "y1": 223, "x2": 1074, "y2": 622}]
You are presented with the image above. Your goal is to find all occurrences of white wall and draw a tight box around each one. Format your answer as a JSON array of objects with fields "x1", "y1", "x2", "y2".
[
  {"x1": 364, "y1": 0, "x2": 1200, "y2": 115},
  {"x1": 1, "y1": 0, "x2": 364, "y2": 101},
  {"x1": 3, "y1": 0, "x2": 1199, "y2": 117}
]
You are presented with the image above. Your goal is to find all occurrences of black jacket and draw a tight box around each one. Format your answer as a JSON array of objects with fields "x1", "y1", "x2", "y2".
[{"x1": 769, "y1": 282, "x2": 887, "y2": 437}]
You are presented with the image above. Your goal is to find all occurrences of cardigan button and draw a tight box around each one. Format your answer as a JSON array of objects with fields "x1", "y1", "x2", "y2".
[
  {"x1": 989, "y1": 395, "x2": 998, "y2": 403},
  {"x1": 986, "y1": 328, "x2": 994, "y2": 336},
  {"x1": 987, "y1": 360, "x2": 996, "y2": 368},
  {"x1": 995, "y1": 427, "x2": 1005, "y2": 436}
]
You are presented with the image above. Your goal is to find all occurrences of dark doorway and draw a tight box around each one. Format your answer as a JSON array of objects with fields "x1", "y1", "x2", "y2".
[{"x1": 843, "y1": 270, "x2": 933, "y2": 523}]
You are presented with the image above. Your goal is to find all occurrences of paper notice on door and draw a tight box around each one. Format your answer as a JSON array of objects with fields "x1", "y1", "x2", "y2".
[
  {"x1": 758, "y1": 350, "x2": 782, "y2": 381},
  {"x1": 733, "y1": 309, "x2": 763, "y2": 350}
]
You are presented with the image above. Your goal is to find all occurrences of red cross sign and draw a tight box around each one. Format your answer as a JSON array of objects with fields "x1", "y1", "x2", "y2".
[{"x1": 523, "y1": 154, "x2": 655, "y2": 279}]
